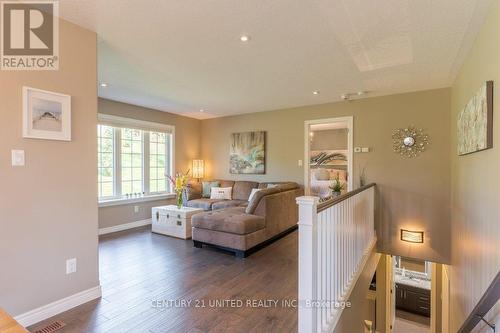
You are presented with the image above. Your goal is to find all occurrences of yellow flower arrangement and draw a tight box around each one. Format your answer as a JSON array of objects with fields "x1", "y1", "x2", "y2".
[{"x1": 167, "y1": 170, "x2": 190, "y2": 208}]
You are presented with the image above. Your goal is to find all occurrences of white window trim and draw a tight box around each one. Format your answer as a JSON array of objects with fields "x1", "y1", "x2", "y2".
[
  {"x1": 97, "y1": 114, "x2": 176, "y2": 205},
  {"x1": 98, "y1": 114, "x2": 175, "y2": 133},
  {"x1": 98, "y1": 193, "x2": 176, "y2": 207}
]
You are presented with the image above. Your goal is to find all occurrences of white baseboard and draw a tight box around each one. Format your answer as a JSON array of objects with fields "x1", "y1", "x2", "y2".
[
  {"x1": 98, "y1": 218, "x2": 151, "y2": 235},
  {"x1": 15, "y1": 285, "x2": 102, "y2": 327}
]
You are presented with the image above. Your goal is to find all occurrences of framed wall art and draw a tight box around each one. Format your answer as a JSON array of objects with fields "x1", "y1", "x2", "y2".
[
  {"x1": 23, "y1": 86, "x2": 71, "y2": 141},
  {"x1": 229, "y1": 131, "x2": 266, "y2": 174},
  {"x1": 457, "y1": 81, "x2": 493, "y2": 155}
]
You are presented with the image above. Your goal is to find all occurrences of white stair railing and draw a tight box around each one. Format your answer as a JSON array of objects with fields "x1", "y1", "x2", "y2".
[{"x1": 297, "y1": 184, "x2": 376, "y2": 333}]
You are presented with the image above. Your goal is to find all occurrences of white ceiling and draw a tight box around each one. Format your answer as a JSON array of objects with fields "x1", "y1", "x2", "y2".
[{"x1": 59, "y1": 0, "x2": 492, "y2": 119}]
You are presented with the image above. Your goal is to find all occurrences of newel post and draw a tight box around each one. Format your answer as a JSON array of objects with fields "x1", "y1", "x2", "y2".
[{"x1": 297, "y1": 196, "x2": 319, "y2": 333}]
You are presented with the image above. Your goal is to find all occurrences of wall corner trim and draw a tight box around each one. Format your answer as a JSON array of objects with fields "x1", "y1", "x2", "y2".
[
  {"x1": 98, "y1": 218, "x2": 152, "y2": 235},
  {"x1": 14, "y1": 285, "x2": 102, "y2": 327}
]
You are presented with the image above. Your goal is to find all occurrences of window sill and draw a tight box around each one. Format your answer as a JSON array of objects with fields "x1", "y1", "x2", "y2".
[{"x1": 98, "y1": 193, "x2": 176, "y2": 207}]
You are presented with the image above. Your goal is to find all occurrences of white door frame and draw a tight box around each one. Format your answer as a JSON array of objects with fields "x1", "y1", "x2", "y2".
[{"x1": 304, "y1": 116, "x2": 353, "y2": 195}]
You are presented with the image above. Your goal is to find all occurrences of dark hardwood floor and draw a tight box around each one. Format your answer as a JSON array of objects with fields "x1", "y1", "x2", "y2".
[{"x1": 28, "y1": 226, "x2": 298, "y2": 333}]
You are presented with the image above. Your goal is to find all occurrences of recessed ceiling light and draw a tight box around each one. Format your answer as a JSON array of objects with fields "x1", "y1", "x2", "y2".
[
  {"x1": 199, "y1": 109, "x2": 204, "y2": 112},
  {"x1": 100, "y1": 83, "x2": 108, "y2": 87},
  {"x1": 240, "y1": 35, "x2": 250, "y2": 42},
  {"x1": 312, "y1": 91, "x2": 320, "y2": 95}
]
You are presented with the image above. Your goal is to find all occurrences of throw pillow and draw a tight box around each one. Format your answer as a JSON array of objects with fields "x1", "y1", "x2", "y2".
[
  {"x1": 202, "y1": 181, "x2": 220, "y2": 198},
  {"x1": 267, "y1": 183, "x2": 278, "y2": 188},
  {"x1": 210, "y1": 187, "x2": 232, "y2": 200},
  {"x1": 248, "y1": 188, "x2": 261, "y2": 202}
]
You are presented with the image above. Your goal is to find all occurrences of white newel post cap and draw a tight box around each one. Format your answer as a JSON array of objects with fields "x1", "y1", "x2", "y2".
[
  {"x1": 296, "y1": 196, "x2": 319, "y2": 206},
  {"x1": 296, "y1": 196, "x2": 319, "y2": 227}
]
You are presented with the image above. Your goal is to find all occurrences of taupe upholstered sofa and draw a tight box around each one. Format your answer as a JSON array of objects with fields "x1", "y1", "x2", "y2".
[{"x1": 183, "y1": 180, "x2": 303, "y2": 257}]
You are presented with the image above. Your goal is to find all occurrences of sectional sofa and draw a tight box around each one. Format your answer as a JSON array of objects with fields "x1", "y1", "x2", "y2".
[{"x1": 183, "y1": 180, "x2": 303, "y2": 257}]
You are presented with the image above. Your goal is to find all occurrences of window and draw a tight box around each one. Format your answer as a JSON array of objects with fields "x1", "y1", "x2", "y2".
[
  {"x1": 97, "y1": 125, "x2": 115, "y2": 198},
  {"x1": 97, "y1": 115, "x2": 174, "y2": 204},
  {"x1": 121, "y1": 128, "x2": 143, "y2": 195},
  {"x1": 149, "y1": 131, "x2": 167, "y2": 193}
]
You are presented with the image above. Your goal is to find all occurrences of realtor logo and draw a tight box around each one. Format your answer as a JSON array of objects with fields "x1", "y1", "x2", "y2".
[{"x1": 1, "y1": 0, "x2": 59, "y2": 70}]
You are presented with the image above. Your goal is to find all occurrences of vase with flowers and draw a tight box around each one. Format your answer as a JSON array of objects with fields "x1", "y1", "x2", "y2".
[
  {"x1": 167, "y1": 170, "x2": 190, "y2": 209},
  {"x1": 329, "y1": 174, "x2": 345, "y2": 197}
]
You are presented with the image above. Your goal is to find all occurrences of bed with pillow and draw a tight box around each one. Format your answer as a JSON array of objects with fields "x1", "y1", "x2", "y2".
[{"x1": 310, "y1": 168, "x2": 347, "y2": 199}]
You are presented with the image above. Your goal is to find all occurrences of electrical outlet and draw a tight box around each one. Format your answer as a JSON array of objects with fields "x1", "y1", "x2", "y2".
[
  {"x1": 134, "y1": 205, "x2": 139, "y2": 213},
  {"x1": 66, "y1": 258, "x2": 77, "y2": 274}
]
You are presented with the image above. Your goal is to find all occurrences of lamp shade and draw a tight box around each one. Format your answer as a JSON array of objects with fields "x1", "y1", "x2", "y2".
[
  {"x1": 400, "y1": 229, "x2": 424, "y2": 243},
  {"x1": 192, "y1": 159, "x2": 204, "y2": 179}
]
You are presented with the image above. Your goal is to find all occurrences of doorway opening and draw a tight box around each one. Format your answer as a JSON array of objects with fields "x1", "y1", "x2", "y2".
[
  {"x1": 393, "y1": 256, "x2": 432, "y2": 332},
  {"x1": 373, "y1": 254, "x2": 449, "y2": 333},
  {"x1": 304, "y1": 116, "x2": 353, "y2": 197}
]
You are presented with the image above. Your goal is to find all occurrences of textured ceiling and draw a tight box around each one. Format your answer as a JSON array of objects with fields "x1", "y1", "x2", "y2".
[{"x1": 59, "y1": 0, "x2": 492, "y2": 119}]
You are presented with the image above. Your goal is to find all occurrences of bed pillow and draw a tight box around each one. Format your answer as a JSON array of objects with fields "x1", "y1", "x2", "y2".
[
  {"x1": 202, "y1": 181, "x2": 220, "y2": 198},
  {"x1": 314, "y1": 169, "x2": 330, "y2": 180},
  {"x1": 210, "y1": 187, "x2": 232, "y2": 200}
]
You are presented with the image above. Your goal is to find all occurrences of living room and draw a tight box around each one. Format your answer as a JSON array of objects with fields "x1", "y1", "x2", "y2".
[{"x1": 1, "y1": 1, "x2": 500, "y2": 333}]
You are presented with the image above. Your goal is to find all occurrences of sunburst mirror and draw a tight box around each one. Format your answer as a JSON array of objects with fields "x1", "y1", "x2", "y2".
[{"x1": 392, "y1": 126, "x2": 429, "y2": 158}]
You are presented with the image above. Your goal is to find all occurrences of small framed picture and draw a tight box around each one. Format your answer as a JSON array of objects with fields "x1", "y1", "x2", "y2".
[{"x1": 23, "y1": 86, "x2": 71, "y2": 141}]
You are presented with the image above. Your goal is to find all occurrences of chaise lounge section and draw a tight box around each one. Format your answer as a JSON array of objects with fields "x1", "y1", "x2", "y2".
[{"x1": 185, "y1": 181, "x2": 303, "y2": 257}]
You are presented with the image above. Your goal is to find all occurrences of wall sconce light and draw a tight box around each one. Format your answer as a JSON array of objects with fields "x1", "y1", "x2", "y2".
[
  {"x1": 401, "y1": 229, "x2": 424, "y2": 243},
  {"x1": 192, "y1": 159, "x2": 204, "y2": 181}
]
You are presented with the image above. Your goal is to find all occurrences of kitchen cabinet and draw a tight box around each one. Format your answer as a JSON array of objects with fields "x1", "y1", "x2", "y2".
[{"x1": 395, "y1": 283, "x2": 430, "y2": 317}]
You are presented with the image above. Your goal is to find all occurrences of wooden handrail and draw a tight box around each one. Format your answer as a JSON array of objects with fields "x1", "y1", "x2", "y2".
[
  {"x1": 317, "y1": 183, "x2": 376, "y2": 213},
  {"x1": 457, "y1": 270, "x2": 500, "y2": 332}
]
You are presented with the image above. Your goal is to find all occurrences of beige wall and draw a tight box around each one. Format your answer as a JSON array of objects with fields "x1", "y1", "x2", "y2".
[
  {"x1": 333, "y1": 249, "x2": 380, "y2": 333},
  {"x1": 0, "y1": 20, "x2": 98, "y2": 316},
  {"x1": 311, "y1": 128, "x2": 348, "y2": 151},
  {"x1": 97, "y1": 98, "x2": 201, "y2": 229},
  {"x1": 201, "y1": 89, "x2": 451, "y2": 263},
  {"x1": 400, "y1": 257, "x2": 426, "y2": 273},
  {"x1": 449, "y1": 1, "x2": 500, "y2": 331},
  {"x1": 99, "y1": 198, "x2": 174, "y2": 229}
]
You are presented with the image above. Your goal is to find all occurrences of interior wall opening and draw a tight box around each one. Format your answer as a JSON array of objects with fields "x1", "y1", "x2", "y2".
[
  {"x1": 304, "y1": 116, "x2": 353, "y2": 197},
  {"x1": 372, "y1": 254, "x2": 448, "y2": 333}
]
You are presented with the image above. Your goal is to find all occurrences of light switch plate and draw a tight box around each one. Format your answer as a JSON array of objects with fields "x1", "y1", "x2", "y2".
[
  {"x1": 362, "y1": 147, "x2": 370, "y2": 153},
  {"x1": 298, "y1": 159, "x2": 303, "y2": 167},
  {"x1": 11, "y1": 150, "x2": 25, "y2": 166},
  {"x1": 134, "y1": 205, "x2": 139, "y2": 213},
  {"x1": 66, "y1": 258, "x2": 77, "y2": 274}
]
